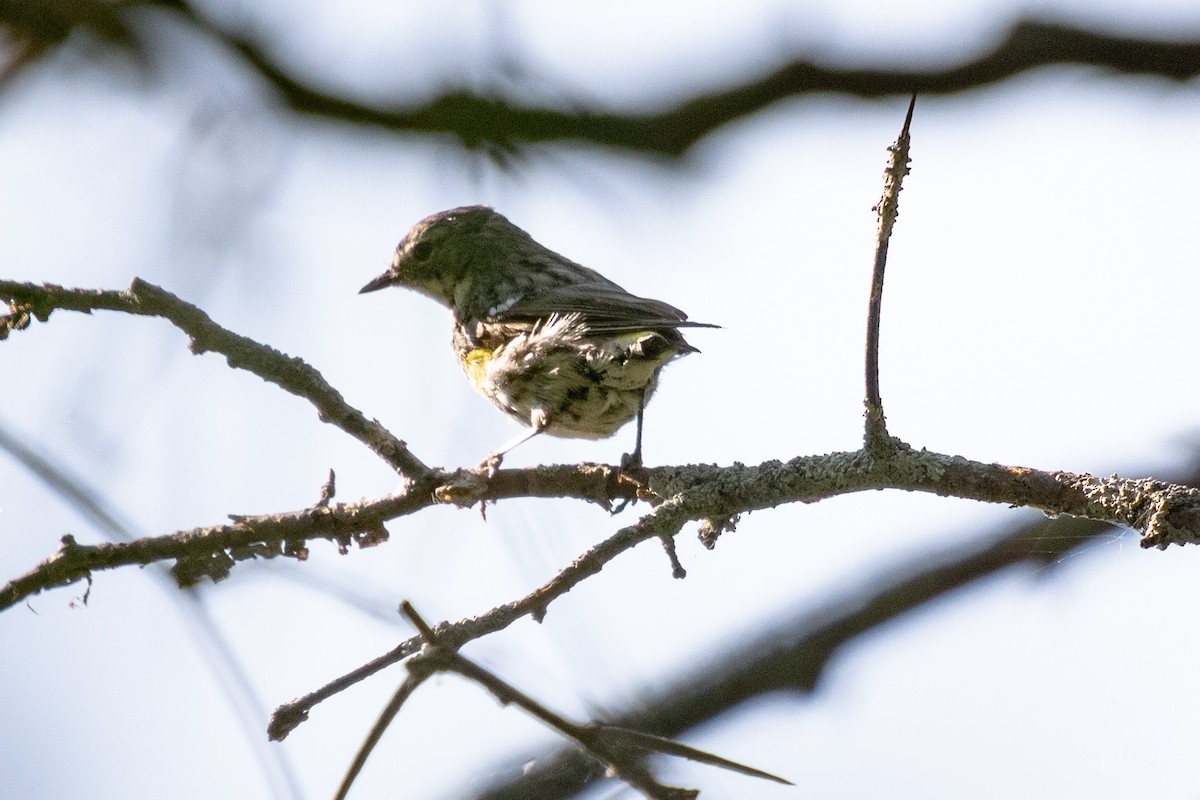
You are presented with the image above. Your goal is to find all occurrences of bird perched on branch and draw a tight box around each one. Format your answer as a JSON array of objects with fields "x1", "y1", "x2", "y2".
[{"x1": 360, "y1": 206, "x2": 715, "y2": 468}]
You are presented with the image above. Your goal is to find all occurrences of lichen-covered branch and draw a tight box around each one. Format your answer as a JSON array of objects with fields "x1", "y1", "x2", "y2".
[
  {"x1": 645, "y1": 448, "x2": 1200, "y2": 549},
  {"x1": 3, "y1": 407, "x2": 1198, "y2": 612}
]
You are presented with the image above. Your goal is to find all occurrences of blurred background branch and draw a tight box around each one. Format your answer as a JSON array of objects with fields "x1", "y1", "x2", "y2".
[{"x1": 3, "y1": 2, "x2": 1199, "y2": 156}]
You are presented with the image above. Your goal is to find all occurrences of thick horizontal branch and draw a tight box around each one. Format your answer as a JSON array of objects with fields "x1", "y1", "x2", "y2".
[
  {"x1": 5, "y1": 413, "x2": 1195, "y2": 612},
  {"x1": 641, "y1": 447, "x2": 1200, "y2": 550}
]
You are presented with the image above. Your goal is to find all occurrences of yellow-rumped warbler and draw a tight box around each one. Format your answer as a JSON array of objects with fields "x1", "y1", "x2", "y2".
[{"x1": 360, "y1": 206, "x2": 715, "y2": 467}]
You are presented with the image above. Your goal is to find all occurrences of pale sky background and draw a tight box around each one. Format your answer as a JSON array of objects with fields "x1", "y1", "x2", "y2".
[{"x1": 3, "y1": 1, "x2": 1200, "y2": 799}]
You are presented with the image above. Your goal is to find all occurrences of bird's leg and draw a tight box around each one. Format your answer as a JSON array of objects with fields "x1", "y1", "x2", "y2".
[
  {"x1": 610, "y1": 390, "x2": 649, "y2": 515},
  {"x1": 620, "y1": 389, "x2": 647, "y2": 470},
  {"x1": 481, "y1": 412, "x2": 548, "y2": 475}
]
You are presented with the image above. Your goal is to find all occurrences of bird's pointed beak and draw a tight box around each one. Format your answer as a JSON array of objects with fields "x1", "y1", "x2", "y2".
[{"x1": 359, "y1": 271, "x2": 397, "y2": 294}]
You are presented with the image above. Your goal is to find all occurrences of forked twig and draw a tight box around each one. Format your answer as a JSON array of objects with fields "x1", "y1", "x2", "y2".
[{"x1": 332, "y1": 603, "x2": 790, "y2": 800}]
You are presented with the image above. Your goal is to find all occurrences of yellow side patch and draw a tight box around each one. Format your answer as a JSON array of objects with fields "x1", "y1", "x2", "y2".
[{"x1": 462, "y1": 347, "x2": 494, "y2": 384}]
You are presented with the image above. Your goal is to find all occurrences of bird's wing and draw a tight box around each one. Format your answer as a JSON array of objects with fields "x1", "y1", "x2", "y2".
[{"x1": 497, "y1": 283, "x2": 717, "y2": 334}]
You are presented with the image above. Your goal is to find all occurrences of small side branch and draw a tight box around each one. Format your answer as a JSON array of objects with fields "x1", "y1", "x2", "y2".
[
  {"x1": 0, "y1": 278, "x2": 430, "y2": 478},
  {"x1": 0, "y1": 463, "x2": 633, "y2": 610},
  {"x1": 0, "y1": 500, "x2": 401, "y2": 611},
  {"x1": 864, "y1": 94, "x2": 916, "y2": 448},
  {"x1": 269, "y1": 499, "x2": 688, "y2": 741}
]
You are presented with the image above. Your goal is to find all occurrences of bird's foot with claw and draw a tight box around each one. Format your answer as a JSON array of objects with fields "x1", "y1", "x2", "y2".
[
  {"x1": 613, "y1": 451, "x2": 649, "y2": 514},
  {"x1": 480, "y1": 452, "x2": 505, "y2": 478}
]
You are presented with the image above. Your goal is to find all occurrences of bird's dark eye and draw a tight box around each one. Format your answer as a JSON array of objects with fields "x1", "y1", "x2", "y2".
[{"x1": 412, "y1": 241, "x2": 434, "y2": 261}]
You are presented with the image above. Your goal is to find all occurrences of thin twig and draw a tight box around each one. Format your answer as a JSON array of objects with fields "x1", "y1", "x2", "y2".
[
  {"x1": 864, "y1": 94, "x2": 916, "y2": 447},
  {"x1": 339, "y1": 603, "x2": 789, "y2": 800},
  {"x1": 399, "y1": 603, "x2": 698, "y2": 800},
  {"x1": 331, "y1": 669, "x2": 429, "y2": 800},
  {"x1": 268, "y1": 501, "x2": 689, "y2": 740},
  {"x1": 0, "y1": 278, "x2": 430, "y2": 477}
]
